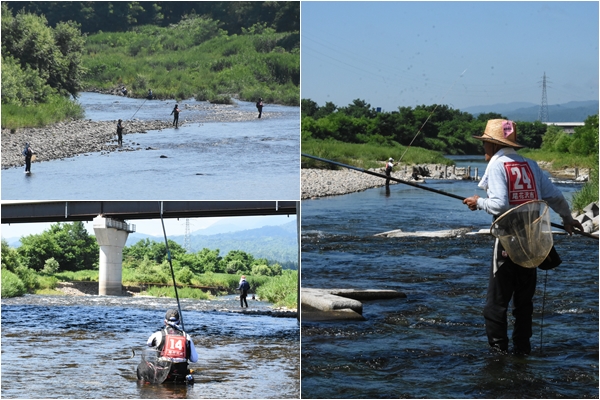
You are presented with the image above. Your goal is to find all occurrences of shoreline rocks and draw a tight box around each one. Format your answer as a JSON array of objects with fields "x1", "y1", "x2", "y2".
[
  {"x1": 301, "y1": 164, "x2": 475, "y2": 200},
  {"x1": 1, "y1": 101, "x2": 281, "y2": 169}
]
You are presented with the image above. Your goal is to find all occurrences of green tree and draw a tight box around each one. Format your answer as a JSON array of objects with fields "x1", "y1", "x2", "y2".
[
  {"x1": 569, "y1": 114, "x2": 599, "y2": 156},
  {"x1": 1, "y1": 5, "x2": 86, "y2": 99},
  {"x1": 1, "y1": 239, "x2": 23, "y2": 272},
  {"x1": 18, "y1": 222, "x2": 98, "y2": 272}
]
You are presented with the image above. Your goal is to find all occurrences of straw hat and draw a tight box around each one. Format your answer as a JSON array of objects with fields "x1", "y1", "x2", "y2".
[{"x1": 473, "y1": 119, "x2": 524, "y2": 148}]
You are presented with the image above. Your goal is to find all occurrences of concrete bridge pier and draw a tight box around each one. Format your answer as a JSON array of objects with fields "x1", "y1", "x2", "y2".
[{"x1": 93, "y1": 215, "x2": 135, "y2": 296}]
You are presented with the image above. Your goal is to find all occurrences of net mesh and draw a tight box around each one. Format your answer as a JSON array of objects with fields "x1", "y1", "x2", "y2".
[
  {"x1": 490, "y1": 200, "x2": 554, "y2": 268},
  {"x1": 137, "y1": 348, "x2": 172, "y2": 384}
]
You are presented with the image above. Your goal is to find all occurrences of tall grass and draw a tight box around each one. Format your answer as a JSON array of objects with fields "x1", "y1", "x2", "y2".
[
  {"x1": 82, "y1": 25, "x2": 299, "y2": 105},
  {"x1": 519, "y1": 149, "x2": 598, "y2": 170},
  {"x1": 571, "y1": 165, "x2": 599, "y2": 213},
  {"x1": 1, "y1": 95, "x2": 85, "y2": 130},
  {"x1": 302, "y1": 139, "x2": 453, "y2": 169},
  {"x1": 256, "y1": 270, "x2": 298, "y2": 309}
]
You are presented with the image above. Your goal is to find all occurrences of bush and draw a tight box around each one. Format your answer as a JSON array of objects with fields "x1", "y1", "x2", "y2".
[
  {"x1": 1, "y1": 269, "x2": 26, "y2": 298},
  {"x1": 256, "y1": 270, "x2": 297, "y2": 308},
  {"x1": 42, "y1": 257, "x2": 60, "y2": 275},
  {"x1": 15, "y1": 265, "x2": 38, "y2": 291}
]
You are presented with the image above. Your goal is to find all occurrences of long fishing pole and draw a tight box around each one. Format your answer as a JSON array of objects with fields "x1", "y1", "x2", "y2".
[
  {"x1": 301, "y1": 153, "x2": 598, "y2": 240},
  {"x1": 129, "y1": 98, "x2": 147, "y2": 120},
  {"x1": 397, "y1": 69, "x2": 467, "y2": 164},
  {"x1": 159, "y1": 201, "x2": 184, "y2": 330}
]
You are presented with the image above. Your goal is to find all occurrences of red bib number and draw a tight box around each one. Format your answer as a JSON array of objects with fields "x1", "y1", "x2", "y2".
[
  {"x1": 161, "y1": 334, "x2": 186, "y2": 359},
  {"x1": 504, "y1": 162, "x2": 538, "y2": 205}
]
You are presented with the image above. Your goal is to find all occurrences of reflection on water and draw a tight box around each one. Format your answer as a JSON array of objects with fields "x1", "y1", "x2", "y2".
[
  {"x1": 301, "y1": 179, "x2": 598, "y2": 399},
  {"x1": 1, "y1": 295, "x2": 299, "y2": 399}
]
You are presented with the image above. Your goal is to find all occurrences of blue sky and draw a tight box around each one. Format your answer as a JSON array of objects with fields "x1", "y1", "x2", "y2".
[{"x1": 301, "y1": 1, "x2": 599, "y2": 111}]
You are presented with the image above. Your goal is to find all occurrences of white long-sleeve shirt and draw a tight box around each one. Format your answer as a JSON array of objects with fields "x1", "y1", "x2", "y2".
[{"x1": 476, "y1": 148, "x2": 572, "y2": 220}]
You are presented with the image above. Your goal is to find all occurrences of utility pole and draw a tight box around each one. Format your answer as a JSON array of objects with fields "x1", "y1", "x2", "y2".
[{"x1": 538, "y1": 72, "x2": 550, "y2": 122}]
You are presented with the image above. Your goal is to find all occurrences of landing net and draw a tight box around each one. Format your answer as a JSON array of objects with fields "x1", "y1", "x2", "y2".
[
  {"x1": 137, "y1": 348, "x2": 172, "y2": 384},
  {"x1": 490, "y1": 200, "x2": 553, "y2": 268}
]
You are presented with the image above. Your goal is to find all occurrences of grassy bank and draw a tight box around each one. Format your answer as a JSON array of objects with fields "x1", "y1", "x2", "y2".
[
  {"x1": 82, "y1": 21, "x2": 299, "y2": 106},
  {"x1": 1, "y1": 95, "x2": 85, "y2": 130},
  {"x1": 2, "y1": 268, "x2": 297, "y2": 309},
  {"x1": 519, "y1": 149, "x2": 598, "y2": 170},
  {"x1": 301, "y1": 139, "x2": 453, "y2": 169}
]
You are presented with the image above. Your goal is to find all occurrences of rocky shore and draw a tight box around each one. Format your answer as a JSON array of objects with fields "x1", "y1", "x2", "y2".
[
  {"x1": 1, "y1": 100, "x2": 279, "y2": 170},
  {"x1": 301, "y1": 164, "x2": 479, "y2": 200},
  {"x1": 301, "y1": 164, "x2": 591, "y2": 200},
  {"x1": 55, "y1": 281, "x2": 297, "y2": 318}
]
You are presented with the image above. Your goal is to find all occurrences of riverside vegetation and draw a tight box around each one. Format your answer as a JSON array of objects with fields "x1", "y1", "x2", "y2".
[
  {"x1": 302, "y1": 98, "x2": 599, "y2": 212},
  {"x1": 1, "y1": 222, "x2": 298, "y2": 309},
  {"x1": 1, "y1": 2, "x2": 299, "y2": 129}
]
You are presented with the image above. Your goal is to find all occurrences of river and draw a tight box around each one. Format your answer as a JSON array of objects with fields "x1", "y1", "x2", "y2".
[
  {"x1": 300, "y1": 176, "x2": 598, "y2": 398},
  {"x1": 1, "y1": 93, "x2": 299, "y2": 200},
  {"x1": 1, "y1": 295, "x2": 299, "y2": 399}
]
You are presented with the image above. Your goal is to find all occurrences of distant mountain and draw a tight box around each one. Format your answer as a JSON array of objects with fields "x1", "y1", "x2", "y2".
[
  {"x1": 462, "y1": 100, "x2": 598, "y2": 122},
  {"x1": 3, "y1": 237, "x2": 22, "y2": 248},
  {"x1": 126, "y1": 220, "x2": 298, "y2": 266}
]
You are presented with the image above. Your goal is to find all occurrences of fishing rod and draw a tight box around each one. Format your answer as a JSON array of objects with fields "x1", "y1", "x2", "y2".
[
  {"x1": 159, "y1": 201, "x2": 185, "y2": 330},
  {"x1": 397, "y1": 69, "x2": 467, "y2": 164},
  {"x1": 301, "y1": 153, "x2": 598, "y2": 240},
  {"x1": 129, "y1": 98, "x2": 148, "y2": 120}
]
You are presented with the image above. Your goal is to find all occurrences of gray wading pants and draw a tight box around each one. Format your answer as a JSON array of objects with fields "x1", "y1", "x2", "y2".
[{"x1": 483, "y1": 239, "x2": 537, "y2": 353}]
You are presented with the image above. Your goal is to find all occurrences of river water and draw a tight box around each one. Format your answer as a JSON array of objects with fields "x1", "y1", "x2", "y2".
[
  {"x1": 300, "y1": 176, "x2": 598, "y2": 398},
  {"x1": 1, "y1": 93, "x2": 300, "y2": 200},
  {"x1": 1, "y1": 295, "x2": 299, "y2": 398}
]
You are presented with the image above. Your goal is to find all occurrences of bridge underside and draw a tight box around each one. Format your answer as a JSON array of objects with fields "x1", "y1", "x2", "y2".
[{"x1": 1, "y1": 201, "x2": 297, "y2": 224}]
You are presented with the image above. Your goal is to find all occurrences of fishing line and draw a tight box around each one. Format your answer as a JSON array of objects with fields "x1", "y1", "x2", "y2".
[
  {"x1": 129, "y1": 98, "x2": 148, "y2": 121},
  {"x1": 397, "y1": 69, "x2": 468, "y2": 164},
  {"x1": 540, "y1": 270, "x2": 548, "y2": 353},
  {"x1": 159, "y1": 201, "x2": 184, "y2": 330},
  {"x1": 301, "y1": 153, "x2": 598, "y2": 240}
]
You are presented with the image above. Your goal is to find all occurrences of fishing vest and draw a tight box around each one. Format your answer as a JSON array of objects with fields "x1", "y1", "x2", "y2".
[
  {"x1": 160, "y1": 328, "x2": 187, "y2": 360},
  {"x1": 503, "y1": 161, "x2": 538, "y2": 206}
]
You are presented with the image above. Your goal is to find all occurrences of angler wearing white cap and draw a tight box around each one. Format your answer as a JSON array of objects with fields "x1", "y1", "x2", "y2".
[
  {"x1": 463, "y1": 119, "x2": 583, "y2": 355},
  {"x1": 385, "y1": 157, "x2": 394, "y2": 187}
]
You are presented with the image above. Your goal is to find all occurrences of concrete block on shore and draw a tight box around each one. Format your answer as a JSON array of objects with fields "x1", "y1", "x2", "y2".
[
  {"x1": 301, "y1": 288, "x2": 406, "y2": 322},
  {"x1": 375, "y1": 227, "x2": 473, "y2": 238}
]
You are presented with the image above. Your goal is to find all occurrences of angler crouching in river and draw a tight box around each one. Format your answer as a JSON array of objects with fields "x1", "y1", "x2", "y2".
[
  {"x1": 463, "y1": 119, "x2": 583, "y2": 355},
  {"x1": 138, "y1": 309, "x2": 198, "y2": 383}
]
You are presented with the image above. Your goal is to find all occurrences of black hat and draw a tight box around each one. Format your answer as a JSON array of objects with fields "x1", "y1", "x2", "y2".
[{"x1": 165, "y1": 309, "x2": 180, "y2": 322}]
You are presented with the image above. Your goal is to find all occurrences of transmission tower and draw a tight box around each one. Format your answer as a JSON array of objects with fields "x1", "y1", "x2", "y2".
[
  {"x1": 538, "y1": 72, "x2": 550, "y2": 122},
  {"x1": 184, "y1": 218, "x2": 191, "y2": 252}
]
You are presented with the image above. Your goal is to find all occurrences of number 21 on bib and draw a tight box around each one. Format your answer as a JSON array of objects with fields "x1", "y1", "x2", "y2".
[{"x1": 504, "y1": 162, "x2": 538, "y2": 205}]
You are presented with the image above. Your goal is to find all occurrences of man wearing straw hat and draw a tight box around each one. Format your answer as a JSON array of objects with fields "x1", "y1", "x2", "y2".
[{"x1": 463, "y1": 119, "x2": 583, "y2": 355}]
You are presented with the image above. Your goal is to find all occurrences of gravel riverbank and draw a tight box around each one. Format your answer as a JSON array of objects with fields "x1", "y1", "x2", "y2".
[
  {"x1": 1, "y1": 101, "x2": 279, "y2": 170},
  {"x1": 301, "y1": 164, "x2": 591, "y2": 200},
  {"x1": 301, "y1": 164, "x2": 475, "y2": 200}
]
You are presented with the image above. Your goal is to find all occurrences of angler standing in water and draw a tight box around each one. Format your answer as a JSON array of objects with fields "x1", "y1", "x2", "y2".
[
  {"x1": 170, "y1": 104, "x2": 180, "y2": 128},
  {"x1": 385, "y1": 157, "x2": 394, "y2": 187},
  {"x1": 141, "y1": 309, "x2": 198, "y2": 383},
  {"x1": 116, "y1": 119, "x2": 124, "y2": 146},
  {"x1": 238, "y1": 275, "x2": 250, "y2": 308},
  {"x1": 256, "y1": 97, "x2": 264, "y2": 118},
  {"x1": 463, "y1": 119, "x2": 583, "y2": 355},
  {"x1": 22, "y1": 142, "x2": 34, "y2": 174}
]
